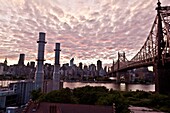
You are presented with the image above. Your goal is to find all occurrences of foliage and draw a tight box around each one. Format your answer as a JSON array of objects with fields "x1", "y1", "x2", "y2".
[
  {"x1": 97, "y1": 93, "x2": 130, "y2": 113},
  {"x1": 149, "y1": 93, "x2": 170, "y2": 109},
  {"x1": 123, "y1": 90, "x2": 152, "y2": 99},
  {"x1": 124, "y1": 91, "x2": 170, "y2": 112},
  {"x1": 73, "y1": 86, "x2": 108, "y2": 104},
  {"x1": 40, "y1": 88, "x2": 78, "y2": 104},
  {"x1": 30, "y1": 88, "x2": 43, "y2": 101},
  {"x1": 31, "y1": 86, "x2": 170, "y2": 112}
]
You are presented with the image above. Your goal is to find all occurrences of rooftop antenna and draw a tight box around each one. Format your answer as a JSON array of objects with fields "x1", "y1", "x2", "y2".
[{"x1": 157, "y1": 0, "x2": 161, "y2": 8}]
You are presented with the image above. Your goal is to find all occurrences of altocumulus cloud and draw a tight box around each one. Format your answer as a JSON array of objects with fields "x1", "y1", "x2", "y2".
[{"x1": 0, "y1": 0, "x2": 169, "y2": 66}]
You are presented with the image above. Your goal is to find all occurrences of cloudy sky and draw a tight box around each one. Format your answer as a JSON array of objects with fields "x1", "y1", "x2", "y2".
[{"x1": 0, "y1": 0, "x2": 169, "y2": 66}]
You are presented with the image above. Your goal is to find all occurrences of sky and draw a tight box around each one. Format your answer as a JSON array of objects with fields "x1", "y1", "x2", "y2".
[{"x1": 0, "y1": 0, "x2": 169, "y2": 67}]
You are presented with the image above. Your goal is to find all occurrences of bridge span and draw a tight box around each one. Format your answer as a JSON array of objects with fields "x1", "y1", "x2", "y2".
[{"x1": 110, "y1": 1, "x2": 170, "y2": 94}]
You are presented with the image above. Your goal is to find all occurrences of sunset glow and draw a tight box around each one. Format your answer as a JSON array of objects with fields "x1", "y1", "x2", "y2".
[{"x1": 0, "y1": 0, "x2": 169, "y2": 66}]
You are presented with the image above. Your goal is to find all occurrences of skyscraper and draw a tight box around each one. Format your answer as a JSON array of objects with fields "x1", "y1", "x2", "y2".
[
  {"x1": 97, "y1": 60, "x2": 102, "y2": 71},
  {"x1": 18, "y1": 54, "x2": 25, "y2": 66},
  {"x1": 79, "y1": 62, "x2": 83, "y2": 70},
  {"x1": 70, "y1": 58, "x2": 74, "y2": 66},
  {"x1": 97, "y1": 60, "x2": 102, "y2": 76}
]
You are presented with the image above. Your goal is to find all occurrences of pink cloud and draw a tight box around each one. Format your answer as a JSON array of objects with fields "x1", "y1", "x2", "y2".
[{"x1": 0, "y1": 0, "x2": 169, "y2": 67}]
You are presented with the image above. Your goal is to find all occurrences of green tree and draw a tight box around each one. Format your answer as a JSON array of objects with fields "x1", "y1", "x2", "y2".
[
  {"x1": 40, "y1": 88, "x2": 78, "y2": 104},
  {"x1": 73, "y1": 86, "x2": 108, "y2": 104},
  {"x1": 30, "y1": 88, "x2": 43, "y2": 101},
  {"x1": 150, "y1": 93, "x2": 169, "y2": 108},
  {"x1": 97, "y1": 91, "x2": 129, "y2": 113}
]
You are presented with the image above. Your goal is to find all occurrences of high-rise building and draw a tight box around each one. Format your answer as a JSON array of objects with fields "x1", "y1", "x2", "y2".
[
  {"x1": 89, "y1": 64, "x2": 96, "y2": 77},
  {"x1": 9, "y1": 80, "x2": 34, "y2": 105},
  {"x1": 79, "y1": 62, "x2": 83, "y2": 70},
  {"x1": 104, "y1": 66, "x2": 107, "y2": 73},
  {"x1": 4, "y1": 57, "x2": 7, "y2": 65},
  {"x1": 70, "y1": 58, "x2": 74, "y2": 66},
  {"x1": 18, "y1": 54, "x2": 25, "y2": 66},
  {"x1": 30, "y1": 61, "x2": 35, "y2": 68},
  {"x1": 97, "y1": 60, "x2": 102, "y2": 76},
  {"x1": 0, "y1": 64, "x2": 4, "y2": 75},
  {"x1": 3, "y1": 58, "x2": 8, "y2": 71},
  {"x1": 97, "y1": 60, "x2": 102, "y2": 71}
]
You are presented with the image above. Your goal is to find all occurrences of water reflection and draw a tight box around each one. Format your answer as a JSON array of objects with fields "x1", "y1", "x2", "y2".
[
  {"x1": 0, "y1": 80, "x2": 155, "y2": 92},
  {"x1": 64, "y1": 82, "x2": 155, "y2": 92},
  {"x1": 119, "y1": 83, "x2": 127, "y2": 91}
]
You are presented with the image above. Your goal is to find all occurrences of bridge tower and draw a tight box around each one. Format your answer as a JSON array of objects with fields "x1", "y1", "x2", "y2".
[
  {"x1": 116, "y1": 52, "x2": 130, "y2": 83},
  {"x1": 154, "y1": 0, "x2": 170, "y2": 94},
  {"x1": 116, "y1": 52, "x2": 120, "y2": 83}
]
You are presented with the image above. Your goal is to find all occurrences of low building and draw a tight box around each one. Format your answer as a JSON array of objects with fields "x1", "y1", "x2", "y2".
[
  {"x1": 9, "y1": 80, "x2": 35, "y2": 105},
  {"x1": 6, "y1": 107, "x2": 18, "y2": 113},
  {"x1": 0, "y1": 89, "x2": 17, "y2": 108},
  {"x1": 25, "y1": 102, "x2": 114, "y2": 113}
]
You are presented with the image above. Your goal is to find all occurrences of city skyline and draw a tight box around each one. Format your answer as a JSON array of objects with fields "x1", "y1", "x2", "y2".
[{"x1": 0, "y1": 0, "x2": 169, "y2": 66}]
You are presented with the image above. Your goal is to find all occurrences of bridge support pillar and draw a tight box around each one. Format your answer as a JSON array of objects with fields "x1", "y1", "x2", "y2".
[
  {"x1": 116, "y1": 72, "x2": 120, "y2": 83},
  {"x1": 116, "y1": 71, "x2": 130, "y2": 84},
  {"x1": 154, "y1": 63, "x2": 170, "y2": 94},
  {"x1": 124, "y1": 72, "x2": 130, "y2": 84}
]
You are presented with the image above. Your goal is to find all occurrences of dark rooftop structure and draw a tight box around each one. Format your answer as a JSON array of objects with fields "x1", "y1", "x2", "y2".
[{"x1": 25, "y1": 102, "x2": 114, "y2": 113}]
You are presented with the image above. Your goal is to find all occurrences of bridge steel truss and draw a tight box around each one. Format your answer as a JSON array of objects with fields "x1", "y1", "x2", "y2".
[{"x1": 112, "y1": 2, "x2": 170, "y2": 94}]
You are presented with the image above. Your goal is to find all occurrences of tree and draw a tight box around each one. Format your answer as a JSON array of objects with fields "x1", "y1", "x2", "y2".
[
  {"x1": 30, "y1": 88, "x2": 43, "y2": 101},
  {"x1": 97, "y1": 91, "x2": 129, "y2": 113},
  {"x1": 73, "y1": 86, "x2": 108, "y2": 104},
  {"x1": 40, "y1": 88, "x2": 78, "y2": 104}
]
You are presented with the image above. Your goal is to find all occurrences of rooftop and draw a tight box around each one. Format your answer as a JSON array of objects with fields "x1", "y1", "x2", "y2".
[{"x1": 25, "y1": 102, "x2": 114, "y2": 113}]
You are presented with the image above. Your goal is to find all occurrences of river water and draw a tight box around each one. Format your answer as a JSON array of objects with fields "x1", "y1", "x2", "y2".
[{"x1": 0, "y1": 80, "x2": 155, "y2": 92}]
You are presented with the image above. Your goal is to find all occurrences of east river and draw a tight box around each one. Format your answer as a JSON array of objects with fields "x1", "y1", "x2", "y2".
[{"x1": 0, "y1": 80, "x2": 155, "y2": 92}]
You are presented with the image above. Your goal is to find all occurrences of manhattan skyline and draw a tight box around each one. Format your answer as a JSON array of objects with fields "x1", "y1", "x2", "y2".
[{"x1": 0, "y1": 0, "x2": 169, "y2": 66}]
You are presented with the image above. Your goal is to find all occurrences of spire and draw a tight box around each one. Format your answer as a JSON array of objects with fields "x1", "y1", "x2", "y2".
[
  {"x1": 4, "y1": 57, "x2": 7, "y2": 65},
  {"x1": 157, "y1": 0, "x2": 161, "y2": 8}
]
